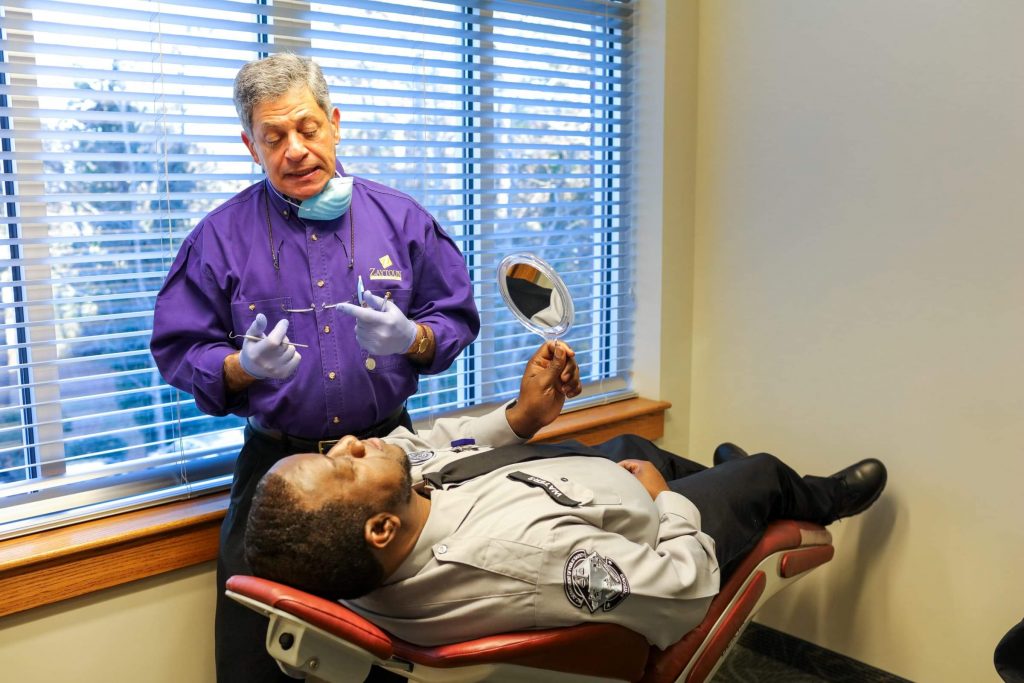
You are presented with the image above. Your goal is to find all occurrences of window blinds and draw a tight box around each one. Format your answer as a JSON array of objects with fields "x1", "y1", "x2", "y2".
[{"x1": 0, "y1": 0, "x2": 634, "y2": 539}]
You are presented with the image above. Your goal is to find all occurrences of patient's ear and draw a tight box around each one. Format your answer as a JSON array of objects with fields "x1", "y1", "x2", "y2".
[{"x1": 364, "y1": 512, "x2": 400, "y2": 550}]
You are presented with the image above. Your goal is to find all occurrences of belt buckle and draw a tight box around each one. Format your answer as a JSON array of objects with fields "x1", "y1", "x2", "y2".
[{"x1": 317, "y1": 439, "x2": 340, "y2": 455}]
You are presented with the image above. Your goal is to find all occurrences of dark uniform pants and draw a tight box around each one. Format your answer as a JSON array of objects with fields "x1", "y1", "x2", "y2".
[
  {"x1": 215, "y1": 410, "x2": 411, "y2": 683},
  {"x1": 576, "y1": 436, "x2": 842, "y2": 581}
]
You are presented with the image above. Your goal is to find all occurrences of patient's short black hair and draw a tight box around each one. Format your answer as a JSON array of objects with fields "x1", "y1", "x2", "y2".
[{"x1": 244, "y1": 473, "x2": 385, "y2": 599}]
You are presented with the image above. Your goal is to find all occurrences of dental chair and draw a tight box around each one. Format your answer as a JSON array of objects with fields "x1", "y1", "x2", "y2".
[{"x1": 227, "y1": 520, "x2": 834, "y2": 683}]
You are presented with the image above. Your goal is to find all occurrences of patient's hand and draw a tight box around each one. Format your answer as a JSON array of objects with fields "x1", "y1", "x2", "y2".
[
  {"x1": 619, "y1": 460, "x2": 670, "y2": 499},
  {"x1": 507, "y1": 341, "x2": 581, "y2": 438}
]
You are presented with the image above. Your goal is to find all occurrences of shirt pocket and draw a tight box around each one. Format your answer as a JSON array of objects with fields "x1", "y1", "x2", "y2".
[
  {"x1": 556, "y1": 480, "x2": 622, "y2": 507},
  {"x1": 587, "y1": 489, "x2": 622, "y2": 506},
  {"x1": 369, "y1": 286, "x2": 413, "y2": 315},
  {"x1": 510, "y1": 467, "x2": 622, "y2": 508},
  {"x1": 229, "y1": 298, "x2": 297, "y2": 386},
  {"x1": 433, "y1": 538, "x2": 543, "y2": 585},
  {"x1": 230, "y1": 297, "x2": 294, "y2": 342}
]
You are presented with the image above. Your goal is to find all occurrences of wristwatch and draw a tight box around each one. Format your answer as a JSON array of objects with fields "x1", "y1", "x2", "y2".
[{"x1": 414, "y1": 325, "x2": 430, "y2": 355}]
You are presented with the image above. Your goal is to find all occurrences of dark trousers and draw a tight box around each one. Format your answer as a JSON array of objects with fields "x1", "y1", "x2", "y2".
[
  {"x1": 215, "y1": 410, "x2": 412, "y2": 683},
  {"x1": 581, "y1": 435, "x2": 842, "y2": 581}
]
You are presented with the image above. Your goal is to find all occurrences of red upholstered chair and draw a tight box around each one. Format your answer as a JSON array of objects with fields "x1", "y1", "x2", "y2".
[{"x1": 227, "y1": 520, "x2": 834, "y2": 683}]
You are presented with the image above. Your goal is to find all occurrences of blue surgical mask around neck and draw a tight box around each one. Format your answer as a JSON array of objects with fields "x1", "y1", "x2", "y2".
[{"x1": 270, "y1": 174, "x2": 353, "y2": 221}]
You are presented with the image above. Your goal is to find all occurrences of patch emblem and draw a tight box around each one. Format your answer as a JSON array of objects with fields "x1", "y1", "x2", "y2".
[
  {"x1": 379, "y1": 254, "x2": 393, "y2": 268},
  {"x1": 406, "y1": 450, "x2": 435, "y2": 465},
  {"x1": 563, "y1": 549, "x2": 630, "y2": 613}
]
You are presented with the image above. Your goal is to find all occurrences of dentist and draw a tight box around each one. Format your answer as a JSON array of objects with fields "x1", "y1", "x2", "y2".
[{"x1": 150, "y1": 53, "x2": 479, "y2": 683}]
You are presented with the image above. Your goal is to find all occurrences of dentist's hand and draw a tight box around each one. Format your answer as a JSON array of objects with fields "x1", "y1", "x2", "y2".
[
  {"x1": 238, "y1": 314, "x2": 301, "y2": 380},
  {"x1": 338, "y1": 291, "x2": 418, "y2": 356}
]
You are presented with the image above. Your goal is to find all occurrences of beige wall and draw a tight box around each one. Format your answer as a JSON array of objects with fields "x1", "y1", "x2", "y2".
[
  {"x1": 0, "y1": 562, "x2": 216, "y2": 682},
  {"x1": 655, "y1": 0, "x2": 700, "y2": 451},
  {"x1": 685, "y1": 1, "x2": 1024, "y2": 681}
]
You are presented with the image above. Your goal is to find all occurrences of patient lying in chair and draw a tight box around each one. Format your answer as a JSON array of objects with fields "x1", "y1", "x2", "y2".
[{"x1": 243, "y1": 341, "x2": 887, "y2": 650}]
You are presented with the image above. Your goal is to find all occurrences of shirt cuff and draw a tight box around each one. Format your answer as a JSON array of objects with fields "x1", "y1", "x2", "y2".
[
  {"x1": 414, "y1": 316, "x2": 466, "y2": 376},
  {"x1": 472, "y1": 401, "x2": 527, "y2": 447},
  {"x1": 655, "y1": 489, "x2": 704, "y2": 531},
  {"x1": 192, "y1": 345, "x2": 244, "y2": 416}
]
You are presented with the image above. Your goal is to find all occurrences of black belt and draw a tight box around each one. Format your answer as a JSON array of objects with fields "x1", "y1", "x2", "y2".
[{"x1": 246, "y1": 405, "x2": 409, "y2": 455}]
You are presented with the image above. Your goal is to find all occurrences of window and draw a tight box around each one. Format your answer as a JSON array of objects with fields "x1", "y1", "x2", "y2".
[{"x1": 0, "y1": 0, "x2": 634, "y2": 539}]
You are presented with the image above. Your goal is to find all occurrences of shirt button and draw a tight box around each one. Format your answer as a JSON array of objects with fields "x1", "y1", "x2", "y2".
[
  {"x1": 311, "y1": 234, "x2": 319, "y2": 241},
  {"x1": 317, "y1": 279, "x2": 325, "y2": 288},
  {"x1": 561, "y1": 477, "x2": 569, "y2": 482},
  {"x1": 328, "y1": 371, "x2": 336, "y2": 380},
  {"x1": 282, "y1": 210, "x2": 289, "y2": 218},
  {"x1": 436, "y1": 544, "x2": 448, "y2": 554},
  {"x1": 365, "y1": 357, "x2": 376, "y2": 371},
  {"x1": 332, "y1": 416, "x2": 340, "y2": 424},
  {"x1": 323, "y1": 325, "x2": 331, "y2": 334}
]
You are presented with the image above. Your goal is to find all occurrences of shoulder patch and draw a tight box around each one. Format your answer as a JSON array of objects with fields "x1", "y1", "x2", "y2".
[
  {"x1": 563, "y1": 549, "x2": 630, "y2": 613},
  {"x1": 406, "y1": 450, "x2": 436, "y2": 465}
]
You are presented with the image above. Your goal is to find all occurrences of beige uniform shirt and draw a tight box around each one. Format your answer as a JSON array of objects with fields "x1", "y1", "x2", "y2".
[{"x1": 348, "y1": 407, "x2": 720, "y2": 650}]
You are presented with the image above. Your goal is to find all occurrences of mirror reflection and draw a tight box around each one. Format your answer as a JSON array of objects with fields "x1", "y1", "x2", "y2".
[{"x1": 498, "y1": 254, "x2": 574, "y2": 340}]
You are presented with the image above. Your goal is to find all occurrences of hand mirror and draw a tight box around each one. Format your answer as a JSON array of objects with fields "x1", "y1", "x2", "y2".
[{"x1": 497, "y1": 253, "x2": 574, "y2": 340}]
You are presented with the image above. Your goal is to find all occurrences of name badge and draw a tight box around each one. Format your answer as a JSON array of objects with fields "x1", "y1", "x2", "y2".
[{"x1": 507, "y1": 471, "x2": 581, "y2": 507}]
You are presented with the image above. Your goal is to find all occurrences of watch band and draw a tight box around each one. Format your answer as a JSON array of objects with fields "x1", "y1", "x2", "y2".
[{"x1": 408, "y1": 323, "x2": 430, "y2": 357}]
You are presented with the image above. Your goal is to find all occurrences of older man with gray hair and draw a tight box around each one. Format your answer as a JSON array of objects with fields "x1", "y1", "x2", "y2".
[{"x1": 151, "y1": 53, "x2": 479, "y2": 682}]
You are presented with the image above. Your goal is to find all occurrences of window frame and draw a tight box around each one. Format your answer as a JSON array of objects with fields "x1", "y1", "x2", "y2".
[{"x1": 0, "y1": 0, "x2": 636, "y2": 541}]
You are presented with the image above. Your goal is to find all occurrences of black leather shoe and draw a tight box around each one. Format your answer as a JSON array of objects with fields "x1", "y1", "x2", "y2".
[
  {"x1": 713, "y1": 442, "x2": 750, "y2": 466},
  {"x1": 829, "y1": 458, "x2": 887, "y2": 520}
]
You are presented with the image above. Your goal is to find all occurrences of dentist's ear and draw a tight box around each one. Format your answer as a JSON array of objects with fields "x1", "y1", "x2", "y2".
[
  {"x1": 240, "y1": 131, "x2": 262, "y2": 166},
  {"x1": 364, "y1": 512, "x2": 401, "y2": 550}
]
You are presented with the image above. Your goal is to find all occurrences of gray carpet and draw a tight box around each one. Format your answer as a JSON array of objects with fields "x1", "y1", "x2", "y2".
[{"x1": 712, "y1": 624, "x2": 912, "y2": 683}]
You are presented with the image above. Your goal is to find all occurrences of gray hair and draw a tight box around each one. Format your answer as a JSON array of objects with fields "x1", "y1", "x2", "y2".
[{"x1": 233, "y1": 53, "x2": 332, "y2": 137}]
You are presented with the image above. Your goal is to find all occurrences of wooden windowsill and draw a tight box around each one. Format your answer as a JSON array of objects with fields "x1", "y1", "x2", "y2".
[{"x1": 0, "y1": 397, "x2": 670, "y2": 618}]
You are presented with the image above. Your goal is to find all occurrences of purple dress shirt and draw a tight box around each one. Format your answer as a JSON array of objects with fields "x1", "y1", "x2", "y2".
[{"x1": 150, "y1": 164, "x2": 479, "y2": 438}]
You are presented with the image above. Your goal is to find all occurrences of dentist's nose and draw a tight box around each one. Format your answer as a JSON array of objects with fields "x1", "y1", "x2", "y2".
[{"x1": 284, "y1": 131, "x2": 308, "y2": 161}]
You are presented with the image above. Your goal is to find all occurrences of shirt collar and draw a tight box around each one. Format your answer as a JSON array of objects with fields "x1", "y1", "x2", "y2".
[{"x1": 384, "y1": 490, "x2": 473, "y2": 584}]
